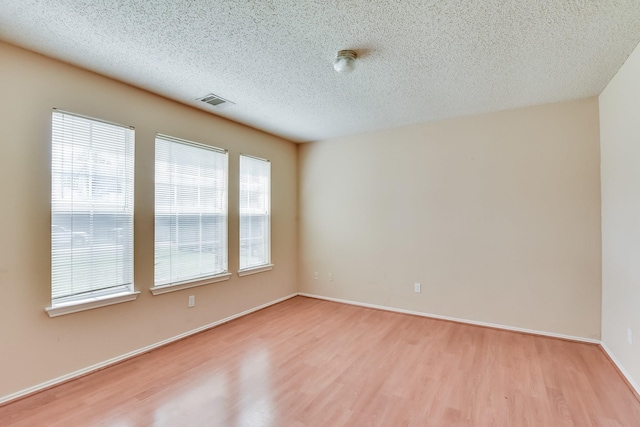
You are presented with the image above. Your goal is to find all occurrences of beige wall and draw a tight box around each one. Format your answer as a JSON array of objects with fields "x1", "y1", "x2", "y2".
[
  {"x1": 299, "y1": 98, "x2": 602, "y2": 339},
  {"x1": 600, "y1": 41, "x2": 640, "y2": 390},
  {"x1": 0, "y1": 41, "x2": 298, "y2": 398}
]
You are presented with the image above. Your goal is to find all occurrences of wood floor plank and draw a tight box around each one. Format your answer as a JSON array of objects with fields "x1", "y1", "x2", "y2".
[{"x1": 1, "y1": 296, "x2": 639, "y2": 426}]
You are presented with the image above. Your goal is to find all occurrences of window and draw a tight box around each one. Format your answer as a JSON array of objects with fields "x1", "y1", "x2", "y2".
[
  {"x1": 49, "y1": 110, "x2": 136, "y2": 316},
  {"x1": 153, "y1": 135, "x2": 229, "y2": 294},
  {"x1": 239, "y1": 155, "x2": 272, "y2": 274}
]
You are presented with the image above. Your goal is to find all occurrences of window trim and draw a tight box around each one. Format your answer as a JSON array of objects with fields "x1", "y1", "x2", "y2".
[
  {"x1": 52, "y1": 108, "x2": 135, "y2": 130},
  {"x1": 153, "y1": 134, "x2": 229, "y2": 292},
  {"x1": 150, "y1": 272, "x2": 231, "y2": 295},
  {"x1": 238, "y1": 154, "x2": 272, "y2": 273},
  {"x1": 45, "y1": 291, "x2": 140, "y2": 318},
  {"x1": 49, "y1": 109, "x2": 135, "y2": 311},
  {"x1": 238, "y1": 264, "x2": 274, "y2": 277}
]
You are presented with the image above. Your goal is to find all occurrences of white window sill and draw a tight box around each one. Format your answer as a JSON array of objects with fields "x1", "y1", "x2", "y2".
[
  {"x1": 238, "y1": 264, "x2": 274, "y2": 277},
  {"x1": 150, "y1": 272, "x2": 232, "y2": 295},
  {"x1": 46, "y1": 291, "x2": 140, "y2": 318}
]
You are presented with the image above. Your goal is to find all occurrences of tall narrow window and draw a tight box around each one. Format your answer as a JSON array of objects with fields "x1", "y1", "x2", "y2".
[
  {"x1": 239, "y1": 155, "x2": 271, "y2": 273},
  {"x1": 153, "y1": 135, "x2": 228, "y2": 291},
  {"x1": 50, "y1": 110, "x2": 135, "y2": 313}
]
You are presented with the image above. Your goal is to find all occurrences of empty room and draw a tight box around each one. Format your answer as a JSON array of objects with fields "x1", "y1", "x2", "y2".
[{"x1": 1, "y1": 1, "x2": 640, "y2": 426}]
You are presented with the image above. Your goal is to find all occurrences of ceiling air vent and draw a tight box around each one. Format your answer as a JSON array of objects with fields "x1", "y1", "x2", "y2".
[{"x1": 197, "y1": 93, "x2": 235, "y2": 109}]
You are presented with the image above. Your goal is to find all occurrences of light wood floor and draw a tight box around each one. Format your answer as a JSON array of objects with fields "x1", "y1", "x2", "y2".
[{"x1": 1, "y1": 296, "x2": 639, "y2": 426}]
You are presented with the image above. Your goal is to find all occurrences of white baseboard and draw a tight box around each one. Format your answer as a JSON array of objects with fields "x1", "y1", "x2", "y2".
[
  {"x1": 600, "y1": 342, "x2": 640, "y2": 399},
  {"x1": 0, "y1": 293, "x2": 298, "y2": 406},
  {"x1": 298, "y1": 292, "x2": 601, "y2": 344}
]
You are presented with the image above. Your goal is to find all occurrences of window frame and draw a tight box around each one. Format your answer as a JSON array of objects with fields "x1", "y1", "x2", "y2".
[
  {"x1": 238, "y1": 154, "x2": 273, "y2": 276},
  {"x1": 46, "y1": 109, "x2": 138, "y2": 317},
  {"x1": 150, "y1": 134, "x2": 230, "y2": 295}
]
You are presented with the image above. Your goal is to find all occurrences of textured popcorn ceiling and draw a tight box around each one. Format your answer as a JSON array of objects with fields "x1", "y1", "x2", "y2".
[{"x1": 1, "y1": 1, "x2": 639, "y2": 142}]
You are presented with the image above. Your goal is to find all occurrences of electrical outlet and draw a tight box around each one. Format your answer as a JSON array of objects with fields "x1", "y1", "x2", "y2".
[
  {"x1": 414, "y1": 283, "x2": 421, "y2": 293},
  {"x1": 314, "y1": 272, "x2": 319, "y2": 280},
  {"x1": 628, "y1": 328, "x2": 633, "y2": 345},
  {"x1": 188, "y1": 295, "x2": 195, "y2": 308},
  {"x1": 328, "y1": 272, "x2": 333, "y2": 282}
]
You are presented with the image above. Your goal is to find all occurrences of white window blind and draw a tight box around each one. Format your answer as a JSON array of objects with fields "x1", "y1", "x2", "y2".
[
  {"x1": 51, "y1": 110, "x2": 134, "y2": 304},
  {"x1": 154, "y1": 135, "x2": 228, "y2": 287},
  {"x1": 239, "y1": 155, "x2": 271, "y2": 271}
]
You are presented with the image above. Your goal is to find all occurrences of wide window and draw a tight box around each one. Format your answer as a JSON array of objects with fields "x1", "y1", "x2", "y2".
[
  {"x1": 153, "y1": 135, "x2": 228, "y2": 292},
  {"x1": 50, "y1": 110, "x2": 135, "y2": 314},
  {"x1": 239, "y1": 155, "x2": 271, "y2": 273}
]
